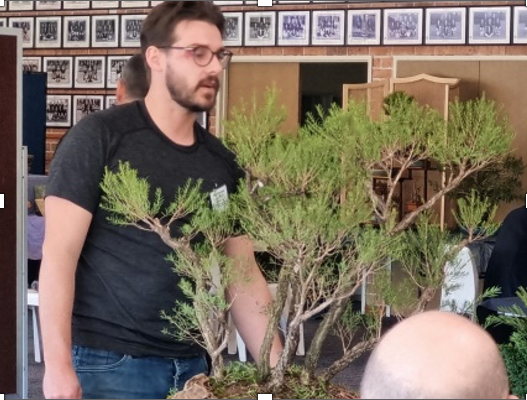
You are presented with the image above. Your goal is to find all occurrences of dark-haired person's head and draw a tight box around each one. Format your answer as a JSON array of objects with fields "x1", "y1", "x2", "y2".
[
  {"x1": 361, "y1": 311, "x2": 517, "y2": 399},
  {"x1": 116, "y1": 53, "x2": 149, "y2": 105},
  {"x1": 141, "y1": 2, "x2": 232, "y2": 113}
]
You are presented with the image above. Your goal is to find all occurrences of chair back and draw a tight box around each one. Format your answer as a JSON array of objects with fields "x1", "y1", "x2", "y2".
[{"x1": 440, "y1": 246, "x2": 478, "y2": 318}]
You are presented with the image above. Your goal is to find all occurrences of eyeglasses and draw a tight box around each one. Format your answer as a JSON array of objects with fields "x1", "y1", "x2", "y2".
[{"x1": 158, "y1": 45, "x2": 233, "y2": 69}]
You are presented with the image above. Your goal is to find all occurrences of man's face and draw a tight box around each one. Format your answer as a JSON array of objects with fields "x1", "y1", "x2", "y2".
[{"x1": 163, "y1": 20, "x2": 224, "y2": 112}]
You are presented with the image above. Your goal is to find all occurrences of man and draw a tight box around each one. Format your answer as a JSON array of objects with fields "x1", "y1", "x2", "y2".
[
  {"x1": 361, "y1": 311, "x2": 516, "y2": 399},
  {"x1": 116, "y1": 53, "x2": 149, "y2": 105},
  {"x1": 39, "y1": 2, "x2": 282, "y2": 399}
]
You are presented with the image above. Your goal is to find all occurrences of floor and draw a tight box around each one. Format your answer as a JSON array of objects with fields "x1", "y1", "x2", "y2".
[{"x1": 27, "y1": 313, "x2": 379, "y2": 399}]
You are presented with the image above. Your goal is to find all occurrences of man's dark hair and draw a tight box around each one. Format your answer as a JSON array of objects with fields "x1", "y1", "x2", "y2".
[
  {"x1": 121, "y1": 53, "x2": 149, "y2": 101},
  {"x1": 140, "y1": 1, "x2": 225, "y2": 55}
]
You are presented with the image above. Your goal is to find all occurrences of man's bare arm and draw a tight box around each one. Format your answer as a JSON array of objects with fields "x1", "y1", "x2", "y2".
[
  {"x1": 223, "y1": 236, "x2": 283, "y2": 366},
  {"x1": 40, "y1": 196, "x2": 92, "y2": 399}
]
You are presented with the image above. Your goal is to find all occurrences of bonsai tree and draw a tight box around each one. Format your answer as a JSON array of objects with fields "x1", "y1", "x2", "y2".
[{"x1": 100, "y1": 88, "x2": 514, "y2": 398}]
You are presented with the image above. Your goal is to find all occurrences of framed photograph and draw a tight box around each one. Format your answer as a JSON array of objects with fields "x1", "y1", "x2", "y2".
[
  {"x1": 107, "y1": 55, "x2": 131, "y2": 89},
  {"x1": 121, "y1": 1, "x2": 149, "y2": 7},
  {"x1": 106, "y1": 95, "x2": 118, "y2": 109},
  {"x1": 35, "y1": 1, "x2": 62, "y2": 10},
  {"x1": 8, "y1": 1, "x2": 34, "y2": 11},
  {"x1": 43, "y1": 57, "x2": 73, "y2": 89},
  {"x1": 73, "y1": 95, "x2": 104, "y2": 125},
  {"x1": 92, "y1": 15, "x2": 119, "y2": 48},
  {"x1": 35, "y1": 17, "x2": 62, "y2": 48},
  {"x1": 513, "y1": 6, "x2": 527, "y2": 44},
  {"x1": 121, "y1": 15, "x2": 146, "y2": 48},
  {"x1": 0, "y1": 4, "x2": 6, "y2": 12},
  {"x1": 223, "y1": 12, "x2": 243, "y2": 46},
  {"x1": 383, "y1": 8, "x2": 423, "y2": 45},
  {"x1": 46, "y1": 95, "x2": 71, "y2": 128},
  {"x1": 91, "y1": 1, "x2": 119, "y2": 8},
  {"x1": 22, "y1": 57, "x2": 41, "y2": 74},
  {"x1": 469, "y1": 7, "x2": 511, "y2": 44},
  {"x1": 9, "y1": 18, "x2": 34, "y2": 48},
  {"x1": 278, "y1": 11, "x2": 310, "y2": 46},
  {"x1": 74, "y1": 56, "x2": 106, "y2": 89},
  {"x1": 63, "y1": 1, "x2": 91, "y2": 10},
  {"x1": 64, "y1": 16, "x2": 90, "y2": 48},
  {"x1": 0, "y1": 19, "x2": 7, "y2": 29},
  {"x1": 426, "y1": 8, "x2": 466, "y2": 45},
  {"x1": 196, "y1": 112, "x2": 207, "y2": 130},
  {"x1": 312, "y1": 10, "x2": 346, "y2": 46},
  {"x1": 347, "y1": 9, "x2": 381, "y2": 45},
  {"x1": 245, "y1": 12, "x2": 276, "y2": 46}
]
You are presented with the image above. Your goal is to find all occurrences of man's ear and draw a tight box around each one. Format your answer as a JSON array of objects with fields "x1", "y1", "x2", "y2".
[
  {"x1": 116, "y1": 79, "x2": 126, "y2": 105},
  {"x1": 145, "y1": 46, "x2": 163, "y2": 73}
]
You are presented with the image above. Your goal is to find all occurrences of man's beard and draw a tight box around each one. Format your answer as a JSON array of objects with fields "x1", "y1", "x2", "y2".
[{"x1": 165, "y1": 68, "x2": 219, "y2": 113}]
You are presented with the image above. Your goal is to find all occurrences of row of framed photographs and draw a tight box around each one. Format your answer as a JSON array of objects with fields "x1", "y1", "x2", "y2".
[
  {"x1": 46, "y1": 94, "x2": 208, "y2": 129},
  {"x1": 0, "y1": 14, "x2": 146, "y2": 48},
  {"x1": 23, "y1": 55, "x2": 138, "y2": 89},
  {"x1": 224, "y1": 6, "x2": 527, "y2": 46},
  {"x1": 0, "y1": 1, "x2": 162, "y2": 11}
]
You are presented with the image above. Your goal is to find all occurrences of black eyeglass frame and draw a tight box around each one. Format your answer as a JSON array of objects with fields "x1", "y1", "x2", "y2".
[{"x1": 158, "y1": 45, "x2": 233, "y2": 68}]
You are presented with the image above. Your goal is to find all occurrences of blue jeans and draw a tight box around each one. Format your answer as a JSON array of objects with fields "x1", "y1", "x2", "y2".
[{"x1": 72, "y1": 345, "x2": 209, "y2": 399}]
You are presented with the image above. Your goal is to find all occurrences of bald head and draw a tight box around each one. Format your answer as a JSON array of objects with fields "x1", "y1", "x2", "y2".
[{"x1": 361, "y1": 311, "x2": 511, "y2": 399}]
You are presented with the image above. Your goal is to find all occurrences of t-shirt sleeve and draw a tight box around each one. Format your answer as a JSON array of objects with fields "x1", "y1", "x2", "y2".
[{"x1": 46, "y1": 115, "x2": 110, "y2": 214}]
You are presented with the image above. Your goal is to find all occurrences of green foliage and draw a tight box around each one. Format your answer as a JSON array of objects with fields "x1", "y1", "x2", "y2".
[
  {"x1": 449, "y1": 154, "x2": 525, "y2": 206},
  {"x1": 100, "y1": 161, "x2": 164, "y2": 224},
  {"x1": 486, "y1": 288, "x2": 527, "y2": 397},
  {"x1": 454, "y1": 190, "x2": 500, "y2": 239},
  {"x1": 433, "y1": 97, "x2": 514, "y2": 167}
]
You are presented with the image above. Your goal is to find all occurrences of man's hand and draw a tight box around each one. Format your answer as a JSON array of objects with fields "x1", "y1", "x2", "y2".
[{"x1": 43, "y1": 365, "x2": 82, "y2": 399}]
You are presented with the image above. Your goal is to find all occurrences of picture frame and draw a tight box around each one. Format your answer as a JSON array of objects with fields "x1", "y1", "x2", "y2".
[
  {"x1": 63, "y1": 1, "x2": 91, "y2": 10},
  {"x1": 43, "y1": 56, "x2": 73, "y2": 89},
  {"x1": 35, "y1": 16, "x2": 62, "y2": 48},
  {"x1": 0, "y1": 19, "x2": 7, "y2": 29},
  {"x1": 22, "y1": 57, "x2": 41, "y2": 74},
  {"x1": 91, "y1": 1, "x2": 119, "y2": 8},
  {"x1": 425, "y1": 8, "x2": 466, "y2": 45},
  {"x1": 347, "y1": 9, "x2": 381, "y2": 46},
  {"x1": 223, "y1": 12, "x2": 243, "y2": 47},
  {"x1": 121, "y1": 14, "x2": 146, "y2": 48},
  {"x1": 278, "y1": 10, "x2": 310, "y2": 46},
  {"x1": 9, "y1": 17, "x2": 34, "y2": 48},
  {"x1": 8, "y1": 1, "x2": 34, "y2": 11},
  {"x1": 74, "y1": 56, "x2": 106, "y2": 89},
  {"x1": 46, "y1": 95, "x2": 71, "y2": 128},
  {"x1": 63, "y1": 16, "x2": 90, "y2": 48},
  {"x1": 107, "y1": 55, "x2": 131, "y2": 89},
  {"x1": 245, "y1": 11, "x2": 276, "y2": 46},
  {"x1": 196, "y1": 112, "x2": 208, "y2": 130},
  {"x1": 35, "y1": 1, "x2": 62, "y2": 11},
  {"x1": 469, "y1": 7, "x2": 511, "y2": 44},
  {"x1": 0, "y1": 4, "x2": 6, "y2": 12},
  {"x1": 121, "y1": 1, "x2": 149, "y2": 8},
  {"x1": 312, "y1": 10, "x2": 346, "y2": 46},
  {"x1": 513, "y1": 6, "x2": 527, "y2": 44},
  {"x1": 106, "y1": 95, "x2": 118, "y2": 109},
  {"x1": 73, "y1": 95, "x2": 104, "y2": 125},
  {"x1": 383, "y1": 8, "x2": 423, "y2": 45},
  {"x1": 92, "y1": 15, "x2": 119, "y2": 48}
]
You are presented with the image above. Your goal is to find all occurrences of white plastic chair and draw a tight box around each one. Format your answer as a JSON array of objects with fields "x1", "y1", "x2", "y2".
[
  {"x1": 228, "y1": 283, "x2": 305, "y2": 362},
  {"x1": 27, "y1": 288, "x2": 42, "y2": 363},
  {"x1": 440, "y1": 246, "x2": 478, "y2": 319}
]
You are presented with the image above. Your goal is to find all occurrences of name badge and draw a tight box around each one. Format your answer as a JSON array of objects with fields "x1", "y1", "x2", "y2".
[{"x1": 210, "y1": 185, "x2": 229, "y2": 211}]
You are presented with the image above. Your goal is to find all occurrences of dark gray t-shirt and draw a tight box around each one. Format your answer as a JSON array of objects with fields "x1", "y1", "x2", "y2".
[{"x1": 47, "y1": 101, "x2": 243, "y2": 358}]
